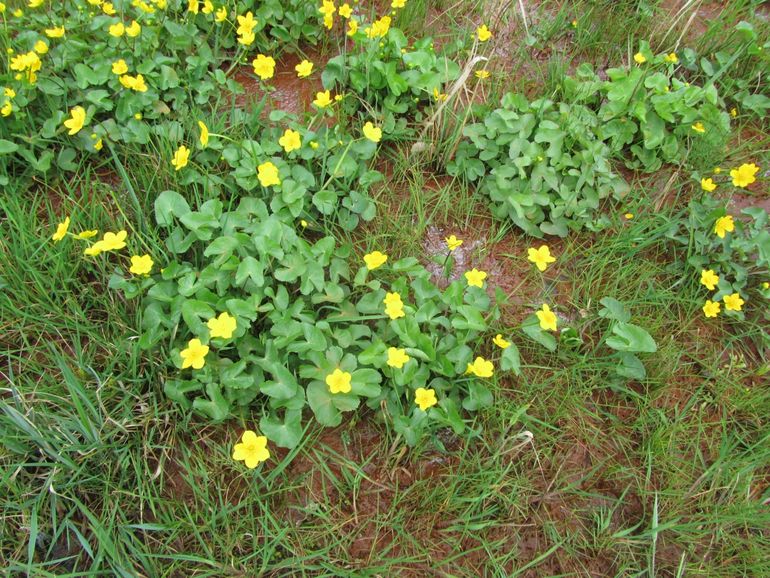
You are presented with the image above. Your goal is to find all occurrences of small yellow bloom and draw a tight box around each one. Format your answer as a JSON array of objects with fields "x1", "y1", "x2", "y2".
[
  {"x1": 125, "y1": 21, "x2": 141, "y2": 37},
  {"x1": 433, "y1": 87, "x2": 448, "y2": 101},
  {"x1": 527, "y1": 245, "x2": 556, "y2": 272},
  {"x1": 94, "y1": 138, "x2": 103, "y2": 151},
  {"x1": 624, "y1": 213, "x2": 634, "y2": 220},
  {"x1": 279, "y1": 128, "x2": 301, "y2": 153},
  {"x1": 326, "y1": 368, "x2": 352, "y2": 394},
  {"x1": 700, "y1": 269, "x2": 719, "y2": 291},
  {"x1": 300, "y1": 219, "x2": 308, "y2": 228},
  {"x1": 414, "y1": 387, "x2": 437, "y2": 411},
  {"x1": 713, "y1": 167, "x2": 722, "y2": 174},
  {"x1": 33, "y1": 40, "x2": 48, "y2": 54},
  {"x1": 362, "y1": 121, "x2": 382, "y2": 143},
  {"x1": 102, "y1": 2, "x2": 116, "y2": 14},
  {"x1": 64, "y1": 106, "x2": 86, "y2": 135},
  {"x1": 134, "y1": 112, "x2": 142, "y2": 120},
  {"x1": 633, "y1": 52, "x2": 646, "y2": 64},
  {"x1": 309, "y1": 141, "x2": 319, "y2": 150},
  {"x1": 232, "y1": 431, "x2": 270, "y2": 468},
  {"x1": 476, "y1": 24, "x2": 492, "y2": 42},
  {"x1": 108, "y1": 22, "x2": 125, "y2": 37},
  {"x1": 252, "y1": 54, "x2": 276, "y2": 80},
  {"x1": 347, "y1": 18, "x2": 358, "y2": 36},
  {"x1": 536, "y1": 303, "x2": 557, "y2": 331},
  {"x1": 52, "y1": 217, "x2": 70, "y2": 242},
  {"x1": 100, "y1": 230, "x2": 127, "y2": 251},
  {"x1": 392, "y1": 0, "x2": 406, "y2": 8},
  {"x1": 730, "y1": 107, "x2": 737, "y2": 118},
  {"x1": 215, "y1": 6, "x2": 227, "y2": 22},
  {"x1": 171, "y1": 145, "x2": 190, "y2": 171},
  {"x1": 313, "y1": 90, "x2": 333, "y2": 108},
  {"x1": 202, "y1": 0, "x2": 213, "y2": 14},
  {"x1": 723, "y1": 293, "x2": 744, "y2": 311},
  {"x1": 387, "y1": 347, "x2": 410, "y2": 369},
  {"x1": 129, "y1": 254, "x2": 154, "y2": 275},
  {"x1": 45, "y1": 26, "x2": 65, "y2": 38},
  {"x1": 1, "y1": 102, "x2": 12, "y2": 117},
  {"x1": 364, "y1": 251, "x2": 388, "y2": 270},
  {"x1": 258, "y1": 161, "x2": 281, "y2": 187},
  {"x1": 338, "y1": 3, "x2": 352, "y2": 18},
  {"x1": 445, "y1": 235, "x2": 463, "y2": 251},
  {"x1": 475, "y1": 69, "x2": 490, "y2": 79},
  {"x1": 180, "y1": 338, "x2": 209, "y2": 369},
  {"x1": 207, "y1": 311, "x2": 237, "y2": 339},
  {"x1": 74, "y1": 230, "x2": 98, "y2": 240},
  {"x1": 295, "y1": 59, "x2": 313, "y2": 78},
  {"x1": 713, "y1": 215, "x2": 734, "y2": 239},
  {"x1": 187, "y1": 0, "x2": 198, "y2": 14},
  {"x1": 366, "y1": 15, "x2": 391, "y2": 38},
  {"x1": 729, "y1": 163, "x2": 759, "y2": 188},
  {"x1": 383, "y1": 292, "x2": 405, "y2": 320},
  {"x1": 29, "y1": 0, "x2": 44, "y2": 8},
  {"x1": 112, "y1": 59, "x2": 128, "y2": 75},
  {"x1": 664, "y1": 52, "x2": 678, "y2": 64},
  {"x1": 701, "y1": 178, "x2": 717, "y2": 192},
  {"x1": 493, "y1": 334, "x2": 511, "y2": 349},
  {"x1": 692, "y1": 122, "x2": 705, "y2": 133},
  {"x1": 464, "y1": 268, "x2": 487, "y2": 288},
  {"x1": 702, "y1": 300, "x2": 720, "y2": 318},
  {"x1": 319, "y1": 0, "x2": 336, "y2": 16},
  {"x1": 198, "y1": 120, "x2": 209, "y2": 147},
  {"x1": 466, "y1": 356, "x2": 494, "y2": 378}
]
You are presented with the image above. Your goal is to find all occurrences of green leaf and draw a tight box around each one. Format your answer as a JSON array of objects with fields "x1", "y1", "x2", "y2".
[
  {"x1": 306, "y1": 381, "x2": 342, "y2": 426},
  {"x1": 606, "y1": 322, "x2": 657, "y2": 353},
  {"x1": 598, "y1": 297, "x2": 631, "y2": 322},
  {"x1": 462, "y1": 381, "x2": 494, "y2": 410},
  {"x1": 521, "y1": 315, "x2": 557, "y2": 351},
  {"x1": 0, "y1": 139, "x2": 19, "y2": 155},
  {"x1": 615, "y1": 352, "x2": 646, "y2": 380},
  {"x1": 260, "y1": 409, "x2": 304, "y2": 449},
  {"x1": 155, "y1": 190, "x2": 191, "y2": 227},
  {"x1": 500, "y1": 344, "x2": 521, "y2": 375}
]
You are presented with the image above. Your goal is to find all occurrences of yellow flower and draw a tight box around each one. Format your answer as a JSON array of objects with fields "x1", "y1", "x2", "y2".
[
  {"x1": 466, "y1": 356, "x2": 494, "y2": 378},
  {"x1": 700, "y1": 269, "x2": 719, "y2": 291},
  {"x1": 102, "y1": 2, "x2": 116, "y2": 15},
  {"x1": 33, "y1": 40, "x2": 48, "y2": 53},
  {"x1": 29, "y1": 0, "x2": 44, "y2": 7},
  {"x1": 215, "y1": 6, "x2": 227, "y2": 22},
  {"x1": 664, "y1": 52, "x2": 678, "y2": 64},
  {"x1": 729, "y1": 163, "x2": 759, "y2": 188},
  {"x1": 131, "y1": 74, "x2": 148, "y2": 92},
  {"x1": 4, "y1": 87, "x2": 15, "y2": 98},
  {"x1": 202, "y1": 0, "x2": 213, "y2": 14},
  {"x1": 112, "y1": 59, "x2": 128, "y2": 75},
  {"x1": 309, "y1": 141, "x2": 319, "y2": 149},
  {"x1": 414, "y1": 387, "x2": 437, "y2": 411},
  {"x1": 236, "y1": 11, "x2": 257, "y2": 35},
  {"x1": 713, "y1": 167, "x2": 722, "y2": 174},
  {"x1": 1, "y1": 102, "x2": 12, "y2": 117},
  {"x1": 700, "y1": 178, "x2": 716, "y2": 192},
  {"x1": 387, "y1": 347, "x2": 410, "y2": 369},
  {"x1": 633, "y1": 52, "x2": 646, "y2": 64},
  {"x1": 232, "y1": 431, "x2": 270, "y2": 468},
  {"x1": 326, "y1": 368, "x2": 352, "y2": 394},
  {"x1": 730, "y1": 107, "x2": 737, "y2": 118},
  {"x1": 692, "y1": 122, "x2": 705, "y2": 133},
  {"x1": 207, "y1": 311, "x2": 237, "y2": 339},
  {"x1": 52, "y1": 217, "x2": 70, "y2": 242},
  {"x1": 713, "y1": 215, "x2": 734, "y2": 239},
  {"x1": 762, "y1": 282, "x2": 769, "y2": 290},
  {"x1": 475, "y1": 69, "x2": 490, "y2": 79},
  {"x1": 338, "y1": 3, "x2": 352, "y2": 17},
  {"x1": 45, "y1": 26, "x2": 65, "y2": 38},
  {"x1": 624, "y1": 213, "x2": 634, "y2": 220},
  {"x1": 108, "y1": 22, "x2": 125, "y2": 37},
  {"x1": 295, "y1": 59, "x2": 313, "y2": 78},
  {"x1": 363, "y1": 121, "x2": 382, "y2": 143},
  {"x1": 13, "y1": 8, "x2": 22, "y2": 17},
  {"x1": 527, "y1": 245, "x2": 556, "y2": 272},
  {"x1": 64, "y1": 106, "x2": 86, "y2": 135},
  {"x1": 723, "y1": 293, "x2": 744, "y2": 312},
  {"x1": 383, "y1": 292, "x2": 405, "y2": 320},
  {"x1": 180, "y1": 338, "x2": 209, "y2": 369},
  {"x1": 129, "y1": 254, "x2": 154, "y2": 275},
  {"x1": 476, "y1": 24, "x2": 492, "y2": 42},
  {"x1": 313, "y1": 90, "x2": 332, "y2": 108},
  {"x1": 366, "y1": 15, "x2": 391, "y2": 38},
  {"x1": 125, "y1": 21, "x2": 141, "y2": 37},
  {"x1": 445, "y1": 235, "x2": 463, "y2": 251},
  {"x1": 257, "y1": 161, "x2": 281, "y2": 187},
  {"x1": 134, "y1": 113, "x2": 142, "y2": 120},
  {"x1": 74, "y1": 230, "x2": 98, "y2": 240},
  {"x1": 702, "y1": 300, "x2": 720, "y2": 318},
  {"x1": 300, "y1": 219, "x2": 308, "y2": 228},
  {"x1": 433, "y1": 87, "x2": 448, "y2": 101},
  {"x1": 363, "y1": 251, "x2": 388, "y2": 270},
  {"x1": 347, "y1": 18, "x2": 358, "y2": 36},
  {"x1": 94, "y1": 138, "x2": 103, "y2": 150},
  {"x1": 279, "y1": 128, "x2": 302, "y2": 153},
  {"x1": 493, "y1": 334, "x2": 510, "y2": 349},
  {"x1": 252, "y1": 54, "x2": 276, "y2": 80},
  {"x1": 464, "y1": 268, "x2": 487, "y2": 288},
  {"x1": 392, "y1": 0, "x2": 406, "y2": 7},
  {"x1": 323, "y1": 13, "x2": 333, "y2": 29},
  {"x1": 100, "y1": 230, "x2": 128, "y2": 251},
  {"x1": 198, "y1": 120, "x2": 209, "y2": 147},
  {"x1": 171, "y1": 145, "x2": 190, "y2": 171},
  {"x1": 536, "y1": 303, "x2": 557, "y2": 331},
  {"x1": 187, "y1": 0, "x2": 198, "y2": 13}
]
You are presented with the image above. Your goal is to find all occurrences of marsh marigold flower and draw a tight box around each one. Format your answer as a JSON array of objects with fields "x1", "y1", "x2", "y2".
[
  {"x1": 464, "y1": 268, "x2": 487, "y2": 288},
  {"x1": 102, "y1": 2, "x2": 116, "y2": 14},
  {"x1": 476, "y1": 24, "x2": 492, "y2": 42},
  {"x1": 112, "y1": 59, "x2": 128, "y2": 75},
  {"x1": 347, "y1": 19, "x2": 358, "y2": 36},
  {"x1": 232, "y1": 431, "x2": 270, "y2": 468},
  {"x1": 702, "y1": 300, "x2": 720, "y2": 318},
  {"x1": 338, "y1": 3, "x2": 352, "y2": 17},
  {"x1": 701, "y1": 178, "x2": 716, "y2": 192},
  {"x1": 387, "y1": 347, "x2": 410, "y2": 369},
  {"x1": 252, "y1": 54, "x2": 276, "y2": 80},
  {"x1": 279, "y1": 129, "x2": 301, "y2": 153},
  {"x1": 527, "y1": 245, "x2": 556, "y2": 272},
  {"x1": 445, "y1": 235, "x2": 463, "y2": 251},
  {"x1": 215, "y1": 6, "x2": 227, "y2": 21},
  {"x1": 313, "y1": 90, "x2": 332, "y2": 108},
  {"x1": 257, "y1": 161, "x2": 280, "y2": 187},
  {"x1": 52, "y1": 217, "x2": 70, "y2": 242},
  {"x1": 729, "y1": 163, "x2": 759, "y2": 188},
  {"x1": 129, "y1": 254, "x2": 153, "y2": 275},
  {"x1": 466, "y1": 356, "x2": 494, "y2": 378},
  {"x1": 108, "y1": 22, "x2": 125, "y2": 36},
  {"x1": 723, "y1": 293, "x2": 744, "y2": 311},
  {"x1": 364, "y1": 251, "x2": 387, "y2": 270},
  {"x1": 198, "y1": 120, "x2": 209, "y2": 147},
  {"x1": 493, "y1": 334, "x2": 511, "y2": 349},
  {"x1": 208, "y1": 311, "x2": 237, "y2": 339},
  {"x1": 633, "y1": 52, "x2": 646, "y2": 64},
  {"x1": 700, "y1": 269, "x2": 719, "y2": 291},
  {"x1": 295, "y1": 59, "x2": 313, "y2": 78},
  {"x1": 713, "y1": 215, "x2": 734, "y2": 239},
  {"x1": 366, "y1": 16, "x2": 391, "y2": 38},
  {"x1": 171, "y1": 145, "x2": 190, "y2": 171},
  {"x1": 383, "y1": 291, "x2": 405, "y2": 319},
  {"x1": 415, "y1": 387, "x2": 437, "y2": 411},
  {"x1": 34, "y1": 40, "x2": 48, "y2": 54},
  {"x1": 692, "y1": 122, "x2": 705, "y2": 133},
  {"x1": 45, "y1": 26, "x2": 65, "y2": 38},
  {"x1": 180, "y1": 338, "x2": 209, "y2": 369},
  {"x1": 536, "y1": 303, "x2": 557, "y2": 331},
  {"x1": 475, "y1": 69, "x2": 490, "y2": 79},
  {"x1": 363, "y1": 122, "x2": 382, "y2": 143},
  {"x1": 64, "y1": 106, "x2": 86, "y2": 135},
  {"x1": 126, "y1": 21, "x2": 141, "y2": 37},
  {"x1": 664, "y1": 52, "x2": 678, "y2": 63},
  {"x1": 326, "y1": 368, "x2": 352, "y2": 394}
]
